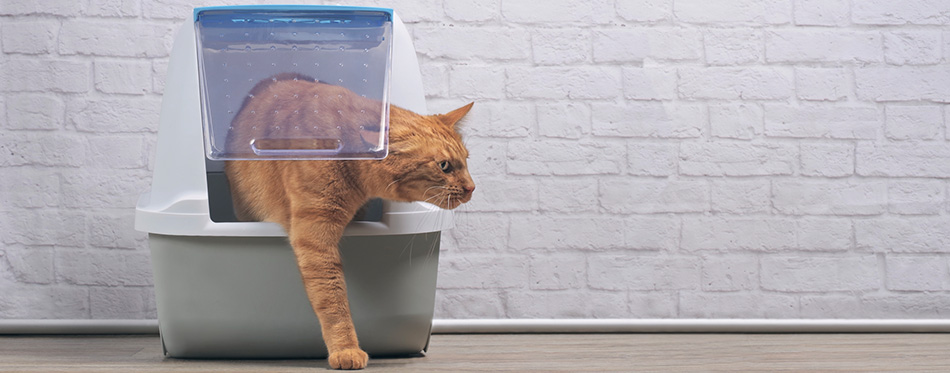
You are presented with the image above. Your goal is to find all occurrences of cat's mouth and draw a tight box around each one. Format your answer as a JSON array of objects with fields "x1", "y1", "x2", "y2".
[{"x1": 433, "y1": 191, "x2": 472, "y2": 210}]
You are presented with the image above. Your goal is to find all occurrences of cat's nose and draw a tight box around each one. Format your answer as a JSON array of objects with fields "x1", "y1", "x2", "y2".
[{"x1": 463, "y1": 185, "x2": 475, "y2": 195}]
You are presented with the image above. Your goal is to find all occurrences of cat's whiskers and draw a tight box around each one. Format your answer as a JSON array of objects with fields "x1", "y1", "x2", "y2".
[{"x1": 385, "y1": 178, "x2": 403, "y2": 191}]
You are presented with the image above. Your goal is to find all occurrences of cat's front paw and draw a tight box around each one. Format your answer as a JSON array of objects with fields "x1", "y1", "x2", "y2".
[{"x1": 328, "y1": 348, "x2": 369, "y2": 370}]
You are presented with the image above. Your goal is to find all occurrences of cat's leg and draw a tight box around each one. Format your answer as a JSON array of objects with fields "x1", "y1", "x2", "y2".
[{"x1": 288, "y1": 208, "x2": 368, "y2": 370}]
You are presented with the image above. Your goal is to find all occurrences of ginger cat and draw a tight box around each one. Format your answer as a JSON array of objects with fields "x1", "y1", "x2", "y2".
[{"x1": 224, "y1": 74, "x2": 475, "y2": 369}]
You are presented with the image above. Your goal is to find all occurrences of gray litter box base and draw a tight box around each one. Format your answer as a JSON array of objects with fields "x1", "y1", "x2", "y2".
[{"x1": 148, "y1": 232, "x2": 441, "y2": 358}]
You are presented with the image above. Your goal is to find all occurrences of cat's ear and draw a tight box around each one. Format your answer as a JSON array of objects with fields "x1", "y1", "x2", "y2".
[{"x1": 436, "y1": 102, "x2": 474, "y2": 128}]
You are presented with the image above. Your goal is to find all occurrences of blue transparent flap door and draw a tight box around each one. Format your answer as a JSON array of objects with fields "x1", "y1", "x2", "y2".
[{"x1": 195, "y1": 7, "x2": 393, "y2": 160}]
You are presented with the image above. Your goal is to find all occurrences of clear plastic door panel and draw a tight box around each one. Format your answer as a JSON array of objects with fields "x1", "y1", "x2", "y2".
[{"x1": 195, "y1": 6, "x2": 393, "y2": 160}]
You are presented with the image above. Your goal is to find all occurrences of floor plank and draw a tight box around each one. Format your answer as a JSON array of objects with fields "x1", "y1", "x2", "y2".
[{"x1": 1, "y1": 333, "x2": 949, "y2": 371}]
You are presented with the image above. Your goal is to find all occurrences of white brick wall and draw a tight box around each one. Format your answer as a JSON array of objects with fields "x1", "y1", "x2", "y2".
[{"x1": 2, "y1": 0, "x2": 950, "y2": 320}]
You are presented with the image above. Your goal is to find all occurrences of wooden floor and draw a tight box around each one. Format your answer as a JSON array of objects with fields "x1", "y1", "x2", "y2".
[{"x1": 1, "y1": 333, "x2": 950, "y2": 371}]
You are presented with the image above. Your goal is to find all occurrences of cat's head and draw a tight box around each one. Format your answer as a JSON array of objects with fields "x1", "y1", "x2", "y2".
[{"x1": 379, "y1": 103, "x2": 475, "y2": 210}]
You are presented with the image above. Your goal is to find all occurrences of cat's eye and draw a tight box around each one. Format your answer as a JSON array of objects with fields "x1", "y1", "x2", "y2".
[{"x1": 438, "y1": 160, "x2": 453, "y2": 173}]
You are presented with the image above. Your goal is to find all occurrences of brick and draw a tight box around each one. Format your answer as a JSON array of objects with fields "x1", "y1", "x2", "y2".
[
  {"x1": 0, "y1": 210, "x2": 85, "y2": 247},
  {"x1": 685, "y1": 216, "x2": 851, "y2": 252},
  {"x1": 507, "y1": 66, "x2": 620, "y2": 99},
  {"x1": 0, "y1": 0, "x2": 82, "y2": 16},
  {"x1": 68, "y1": 97, "x2": 161, "y2": 133},
  {"x1": 1, "y1": 21, "x2": 58, "y2": 54},
  {"x1": 855, "y1": 67, "x2": 950, "y2": 102},
  {"x1": 141, "y1": 0, "x2": 192, "y2": 19},
  {"x1": 772, "y1": 180, "x2": 886, "y2": 216},
  {"x1": 415, "y1": 26, "x2": 529, "y2": 61},
  {"x1": 85, "y1": 0, "x2": 140, "y2": 17},
  {"x1": 589, "y1": 255, "x2": 700, "y2": 291},
  {"x1": 507, "y1": 139, "x2": 624, "y2": 175},
  {"x1": 539, "y1": 178, "x2": 597, "y2": 213},
  {"x1": 4, "y1": 247, "x2": 54, "y2": 284},
  {"x1": 420, "y1": 63, "x2": 448, "y2": 98},
  {"x1": 449, "y1": 65, "x2": 505, "y2": 99},
  {"x1": 674, "y1": 0, "x2": 791, "y2": 24},
  {"x1": 627, "y1": 142, "x2": 676, "y2": 176},
  {"x1": 0, "y1": 169, "x2": 60, "y2": 209},
  {"x1": 629, "y1": 292, "x2": 677, "y2": 318},
  {"x1": 369, "y1": 0, "x2": 445, "y2": 23},
  {"x1": 464, "y1": 139, "x2": 505, "y2": 176},
  {"x1": 624, "y1": 216, "x2": 680, "y2": 251},
  {"x1": 591, "y1": 102, "x2": 704, "y2": 138},
  {"x1": 804, "y1": 294, "x2": 950, "y2": 318},
  {"x1": 452, "y1": 101, "x2": 531, "y2": 138},
  {"x1": 502, "y1": 0, "x2": 598, "y2": 23},
  {"x1": 793, "y1": 0, "x2": 849, "y2": 26},
  {"x1": 857, "y1": 143, "x2": 950, "y2": 177},
  {"x1": 60, "y1": 168, "x2": 151, "y2": 209},
  {"x1": 90, "y1": 287, "x2": 147, "y2": 319},
  {"x1": 795, "y1": 68, "x2": 850, "y2": 101},
  {"x1": 444, "y1": 1, "x2": 498, "y2": 22},
  {"x1": 886, "y1": 255, "x2": 950, "y2": 291},
  {"x1": 434, "y1": 290, "x2": 506, "y2": 318},
  {"x1": 678, "y1": 67, "x2": 793, "y2": 100},
  {"x1": 701, "y1": 255, "x2": 757, "y2": 291},
  {"x1": 531, "y1": 28, "x2": 590, "y2": 65},
  {"x1": 799, "y1": 295, "x2": 862, "y2": 318},
  {"x1": 437, "y1": 254, "x2": 527, "y2": 289},
  {"x1": 538, "y1": 102, "x2": 590, "y2": 139},
  {"x1": 704, "y1": 28, "x2": 763, "y2": 65},
  {"x1": 600, "y1": 179, "x2": 709, "y2": 214},
  {"x1": 0, "y1": 132, "x2": 86, "y2": 167},
  {"x1": 5, "y1": 94, "x2": 65, "y2": 130},
  {"x1": 88, "y1": 211, "x2": 147, "y2": 249},
  {"x1": 465, "y1": 177, "x2": 538, "y2": 212},
  {"x1": 59, "y1": 20, "x2": 174, "y2": 57},
  {"x1": 801, "y1": 143, "x2": 854, "y2": 177},
  {"x1": 0, "y1": 60, "x2": 91, "y2": 93},
  {"x1": 852, "y1": 0, "x2": 950, "y2": 25},
  {"x1": 449, "y1": 212, "x2": 509, "y2": 251},
  {"x1": 679, "y1": 142, "x2": 797, "y2": 176},
  {"x1": 593, "y1": 28, "x2": 702, "y2": 62},
  {"x1": 680, "y1": 292, "x2": 797, "y2": 318},
  {"x1": 884, "y1": 31, "x2": 942, "y2": 65},
  {"x1": 682, "y1": 217, "x2": 796, "y2": 252},
  {"x1": 760, "y1": 255, "x2": 879, "y2": 292},
  {"x1": 509, "y1": 215, "x2": 624, "y2": 250},
  {"x1": 945, "y1": 31, "x2": 950, "y2": 64},
  {"x1": 0, "y1": 286, "x2": 88, "y2": 319},
  {"x1": 888, "y1": 180, "x2": 944, "y2": 215},
  {"x1": 885, "y1": 105, "x2": 942, "y2": 140},
  {"x1": 622, "y1": 67, "x2": 677, "y2": 100},
  {"x1": 710, "y1": 103, "x2": 763, "y2": 139},
  {"x1": 765, "y1": 104, "x2": 879, "y2": 139},
  {"x1": 86, "y1": 135, "x2": 149, "y2": 169},
  {"x1": 857, "y1": 217, "x2": 950, "y2": 253},
  {"x1": 55, "y1": 250, "x2": 152, "y2": 286},
  {"x1": 797, "y1": 218, "x2": 853, "y2": 251},
  {"x1": 144, "y1": 288, "x2": 157, "y2": 319},
  {"x1": 711, "y1": 179, "x2": 770, "y2": 214},
  {"x1": 616, "y1": 0, "x2": 672, "y2": 23},
  {"x1": 765, "y1": 30, "x2": 882, "y2": 63},
  {"x1": 529, "y1": 253, "x2": 586, "y2": 290},
  {"x1": 506, "y1": 290, "x2": 627, "y2": 318},
  {"x1": 151, "y1": 59, "x2": 168, "y2": 94},
  {"x1": 94, "y1": 60, "x2": 151, "y2": 95}
]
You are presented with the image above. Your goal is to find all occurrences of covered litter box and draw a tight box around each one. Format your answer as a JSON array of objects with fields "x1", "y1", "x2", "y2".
[{"x1": 134, "y1": 6, "x2": 452, "y2": 358}]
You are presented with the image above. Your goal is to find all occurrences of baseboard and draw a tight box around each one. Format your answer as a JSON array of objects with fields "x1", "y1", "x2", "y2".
[
  {"x1": 0, "y1": 319, "x2": 159, "y2": 334},
  {"x1": 2, "y1": 319, "x2": 949, "y2": 335},
  {"x1": 429, "y1": 319, "x2": 950, "y2": 333}
]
